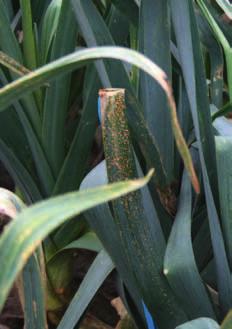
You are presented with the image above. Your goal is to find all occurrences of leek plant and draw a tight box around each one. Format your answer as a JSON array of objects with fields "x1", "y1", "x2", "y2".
[{"x1": 0, "y1": 0, "x2": 232, "y2": 328}]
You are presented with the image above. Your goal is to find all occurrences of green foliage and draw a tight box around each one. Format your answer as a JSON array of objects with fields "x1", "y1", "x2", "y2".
[{"x1": 0, "y1": 0, "x2": 232, "y2": 328}]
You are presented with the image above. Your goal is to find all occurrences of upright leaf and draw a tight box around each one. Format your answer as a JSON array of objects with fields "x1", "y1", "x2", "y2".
[
  {"x1": 164, "y1": 171, "x2": 215, "y2": 319},
  {"x1": 215, "y1": 137, "x2": 232, "y2": 267},
  {"x1": 57, "y1": 249, "x2": 114, "y2": 329},
  {"x1": 100, "y1": 89, "x2": 187, "y2": 329},
  {"x1": 42, "y1": 0, "x2": 77, "y2": 176},
  {"x1": 139, "y1": 0, "x2": 174, "y2": 180}
]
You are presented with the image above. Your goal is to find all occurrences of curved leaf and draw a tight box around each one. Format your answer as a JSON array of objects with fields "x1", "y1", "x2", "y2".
[
  {"x1": 0, "y1": 170, "x2": 153, "y2": 311},
  {"x1": 0, "y1": 46, "x2": 199, "y2": 192},
  {"x1": 164, "y1": 171, "x2": 215, "y2": 319}
]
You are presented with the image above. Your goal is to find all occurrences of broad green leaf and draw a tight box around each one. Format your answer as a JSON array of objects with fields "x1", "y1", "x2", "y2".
[
  {"x1": 139, "y1": 0, "x2": 174, "y2": 180},
  {"x1": 171, "y1": 0, "x2": 232, "y2": 314},
  {"x1": 63, "y1": 232, "x2": 102, "y2": 253},
  {"x1": 42, "y1": 0, "x2": 77, "y2": 176},
  {"x1": 216, "y1": 137, "x2": 232, "y2": 266},
  {"x1": 164, "y1": 171, "x2": 215, "y2": 319},
  {"x1": 53, "y1": 216, "x2": 86, "y2": 249},
  {"x1": 3, "y1": 0, "x2": 14, "y2": 20},
  {"x1": 57, "y1": 249, "x2": 114, "y2": 329},
  {"x1": 0, "y1": 46, "x2": 198, "y2": 193},
  {"x1": 80, "y1": 161, "x2": 156, "y2": 328},
  {"x1": 40, "y1": 0, "x2": 62, "y2": 64},
  {"x1": 71, "y1": 0, "x2": 170, "y2": 192},
  {"x1": 197, "y1": 10, "x2": 224, "y2": 108},
  {"x1": 0, "y1": 170, "x2": 153, "y2": 311},
  {"x1": 176, "y1": 318, "x2": 219, "y2": 329},
  {"x1": 53, "y1": 3, "x2": 130, "y2": 194},
  {"x1": 196, "y1": 0, "x2": 232, "y2": 102},
  {"x1": 22, "y1": 254, "x2": 47, "y2": 329},
  {"x1": 100, "y1": 89, "x2": 187, "y2": 329},
  {"x1": 171, "y1": 0, "x2": 218, "y2": 197}
]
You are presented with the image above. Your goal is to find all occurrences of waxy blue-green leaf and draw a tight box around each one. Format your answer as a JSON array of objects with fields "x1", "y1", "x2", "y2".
[
  {"x1": 100, "y1": 89, "x2": 187, "y2": 329},
  {"x1": 216, "y1": 137, "x2": 232, "y2": 267},
  {"x1": 164, "y1": 171, "x2": 215, "y2": 319},
  {"x1": 171, "y1": 0, "x2": 232, "y2": 314},
  {"x1": 139, "y1": 0, "x2": 174, "y2": 180},
  {"x1": 71, "y1": 0, "x2": 170, "y2": 191},
  {"x1": 80, "y1": 160, "x2": 147, "y2": 327}
]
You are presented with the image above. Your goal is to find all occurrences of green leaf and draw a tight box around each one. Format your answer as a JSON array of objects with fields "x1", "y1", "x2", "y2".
[
  {"x1": 0, "y1": 188, "x2": 47, "y2": 329},
  {"x1": 42, "y1": 0, "x2": 77, "y2": 176},
  {"x1": 171, "y1": 0, "x2": 232, "y2": 314},
  {"x1": 111, "y1": 0, "x2": 139, "y2": 26},
  {"x1": 0, "y1": 0, "x2": 41, "y2": 134},
  {"x1": 171, "y1": 0, "x2": 218, "y2": 197},
  {"x1": 22, "y1": 254, "x2": 47, "y2": 329},
  {"x1": 80, "y1": 161, "x2": 147, "y2": 324},
  {"x1": 164, "y1": 171, "x2": 215, "y2": 319},
  {"x1": 63, "y1": 232, "x2": 103, "y2": 253},
  {"x1": 139, "y1": 0, "x2": 174, "y2": 180},
  {"x1": 57, "y1": 249, "x2": 114, "y2": 329},
  {"x1": 0, "y1": 139, "x2": 42, "y2": 202},
  {"x1": 71, "y1": 0, "x2": 170, "y2": 191},
  {"x1": 176, "y1": 318, "x2": 219, "y2": 329},
  {"x1": 196, "y1": 0, "x2": 232, "y2": 103},
  {"x1": 0, "y1": 170, "x2": 153, "y2": 311},
  {"x1": 20, "y1": 0, "x2": 37, "y2": 70},
  {"x1": 0, "y1": 45, "x2": 198, "y2": 192},
  {"x1": 100, "y1": 89, "x2": 187, "y2": 329},
  {"x1": 197, "y1": 10, "x2": 224, "y2": 108},
  {"x1": 216, "y1": 137, "x2": 232, "y2": 266},
  {"x1": 40, "y1": 0, "x2": 62, "y2": 64},
  {"x1": 0, "y1": 1, "x2": 22, "y2": 62}
]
